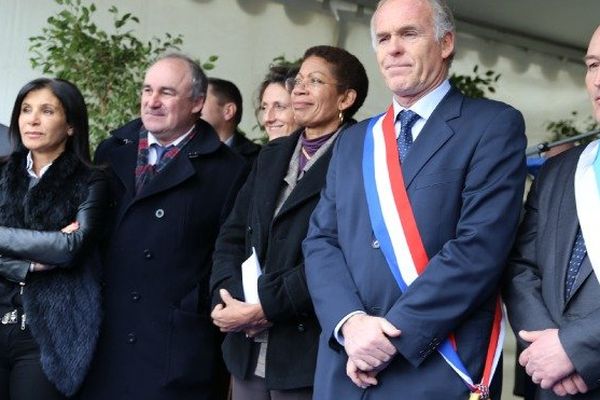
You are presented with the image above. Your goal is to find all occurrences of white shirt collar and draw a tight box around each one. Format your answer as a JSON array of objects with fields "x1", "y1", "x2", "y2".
[
  {"x1": 26, "y1": 151, "x2": 53, "y2": 178},
  {"x1": 147, "y1": 126, "x2": 195, "y2": 165},
  {"x1": 392, "y1": 80, "x2": 451, "y2": 140},
  {"x1": 147, "y1": 125, "x2": 195, "y2": 148}
]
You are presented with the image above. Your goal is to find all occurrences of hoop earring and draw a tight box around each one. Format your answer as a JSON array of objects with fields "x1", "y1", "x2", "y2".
[{"x1": 338, "y1": 110, "x2": 344, "y2": 124}]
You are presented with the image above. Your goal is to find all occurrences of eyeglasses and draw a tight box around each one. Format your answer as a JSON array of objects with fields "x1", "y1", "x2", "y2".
[
  {"x1": 285, "y1": 77, "x2": 341, "y2": 92},
  {"x1": 258, "y1": 102, "x2": 291, "y2": 116}
]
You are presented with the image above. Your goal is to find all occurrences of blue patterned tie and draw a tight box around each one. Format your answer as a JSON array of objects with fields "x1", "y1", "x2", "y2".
[
  {"x1": 397, "y1": 110, "x2": 420, "y2": 162},
  {"x1": 565, "y1": 229, "x2": 587, "y2": 299},
  {"x1": 152, "y1": 143, "x2": 172, "y2": 164}
]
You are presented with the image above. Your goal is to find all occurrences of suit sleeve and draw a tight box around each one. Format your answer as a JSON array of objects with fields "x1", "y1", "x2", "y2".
[
  {"x1": 303, "y1": 136, "x2": 367, "y2": 350},
  {"x1": 0, "y1": 173, "x2": 109, "y2": 266},
  {"x1": 503, "y1": 168, "x2": 559, "y2": 341},
  {"x1": 559, "y1": 306, "x2": 600, "y2": 390},
  {"x1": 384, "y1": 107, "x2": 527, "y2": 366}
]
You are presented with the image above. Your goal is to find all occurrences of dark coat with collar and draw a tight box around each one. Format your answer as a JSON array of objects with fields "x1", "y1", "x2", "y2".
[
  {"x1": 80, "y1": 118, "x2": 248, "y2": 400},
  {"x1": 230, "y1": 129, "x2": 261, "y2": 165},
  {"x1": 505, "y1": 145, "x2": 600, "y2": 399},
  {"x1": 210, "y1": 127, "x2": 341, "y2": 390},
  {"x1": 303, "y1": 88, "x2": 527, "y2": 399},
  {"x1": 0, "y1": 151, "x2": 103, "y2": 396}
]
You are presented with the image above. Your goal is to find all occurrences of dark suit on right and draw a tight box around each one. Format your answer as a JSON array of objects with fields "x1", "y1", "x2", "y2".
[{"x1": 505, "y1": 145, "x2": 600, "y2": 399}]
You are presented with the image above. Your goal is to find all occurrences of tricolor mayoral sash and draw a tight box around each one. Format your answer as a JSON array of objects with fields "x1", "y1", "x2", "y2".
[
  {"x1": 362, "y1": 106, "x2": 504, "y2": 400},
  {"x1": 574, "y1": 139, "x2": 600, "y2": 285}
]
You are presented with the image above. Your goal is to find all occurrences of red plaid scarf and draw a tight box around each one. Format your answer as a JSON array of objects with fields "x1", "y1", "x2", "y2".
[{"x1": 134, "y1": 128, "x2": 196, "y2": 193}]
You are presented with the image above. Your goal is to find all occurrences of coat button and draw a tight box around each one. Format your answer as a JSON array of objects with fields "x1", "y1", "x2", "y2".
[
  {"x1": 127, "y1": 333, "x2": 137, "y2": 343},
  {"x1": 155, "y1": 209, "x2": 165, "y2": 218},
  {"x1": 131, "y1": 292, "x2": 141, "y2": 302},
  {"x1": 371, "y1": 239, "x2": 380, "y2": 249},
  {"x1": 297, "y1": 323, "x2": 305, "y2": 332},
  {"x1": 144, "y1": 249, "x2": 153, "y2": 259}
]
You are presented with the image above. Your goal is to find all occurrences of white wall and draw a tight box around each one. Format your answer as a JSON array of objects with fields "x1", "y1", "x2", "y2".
[{"x1": 0, "y1": 0, "x2": 592, "y2": 146}]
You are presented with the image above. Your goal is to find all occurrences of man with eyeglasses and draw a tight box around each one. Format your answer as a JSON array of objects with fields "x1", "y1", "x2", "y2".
[{"x1": 303, "y1": 0, "x2": 526, "y2": 399}]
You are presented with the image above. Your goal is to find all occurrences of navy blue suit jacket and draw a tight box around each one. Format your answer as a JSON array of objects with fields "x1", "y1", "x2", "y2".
[{"x1": 303, "y1": 88, "x2": 527, "y2": 399}]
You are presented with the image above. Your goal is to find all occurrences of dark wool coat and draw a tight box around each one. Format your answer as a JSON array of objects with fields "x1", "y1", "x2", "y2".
[
  {"x1": 0, "y1": 151, "x2": 103, "y2": 396},
  {"x1": 210, "y1": 128, "x2": 342, "y2": 390},
  {"x1": 80, "y1": 118, "x2": 248, "y2": 400},
  {"x1": 231, "y1": 130, "x2": 261, "y2": 165}
]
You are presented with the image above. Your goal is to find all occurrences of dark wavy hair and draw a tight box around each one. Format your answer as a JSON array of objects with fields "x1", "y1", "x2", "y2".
[
  {"x1": 8, "y1": 78, "x2": 91, "y2": 163},
  {"x1": 301, "y1": 45, "x2": 369, "y2": 120}
]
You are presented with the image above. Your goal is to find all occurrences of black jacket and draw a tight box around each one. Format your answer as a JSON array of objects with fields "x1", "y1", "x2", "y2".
[
  {"x1": 0, "y1": 150, "x2": 108, "y2": 396},
  {"x1": 231, "y1": 129, "x2": 261, "y2": 165},
  {"x1": 81, "y1": 118, "x2": 248, "y2": 400},
  {"x1": 210, "y1": 128, "x2": 343, "y2": 390}
]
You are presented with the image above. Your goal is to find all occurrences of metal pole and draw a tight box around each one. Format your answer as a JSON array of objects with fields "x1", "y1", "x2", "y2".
[{"x1": 525, "y1": 129, "x2": 600, "y2": 156}]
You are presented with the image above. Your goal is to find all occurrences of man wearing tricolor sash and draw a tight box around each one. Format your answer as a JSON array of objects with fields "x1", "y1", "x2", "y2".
[
  {"x1": 303, "y1": 0, "x2": 527, "y2": 399},
  {"x1": 505, "y1": 25, "x2": 600, "y2": 400}
]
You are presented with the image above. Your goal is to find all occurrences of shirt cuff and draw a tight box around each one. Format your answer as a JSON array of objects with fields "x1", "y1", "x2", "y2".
[{"x1": 334, "y1": 310, "x2": 367, "y2": 346}]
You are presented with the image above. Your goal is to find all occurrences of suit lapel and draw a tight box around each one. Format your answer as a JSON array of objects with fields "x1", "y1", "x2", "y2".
[
  {"x1": 253, "y1": 133, "x2": 300, "y2": 245},
  {"x1": 555, "y1": 160, "x2": 585, "y2": 309},
  {"x1": 402, "y1": 89, "x2": 461, "y2": 189},
  {"x1": 275, "y1": 144, "x2": 333, "y2": 220},
  {"x1": 109, "y1": 138, "x2": 138, "y2": 197},
  {"x1": 134, "y1": 150, "x2": 196, "y2": 201}
]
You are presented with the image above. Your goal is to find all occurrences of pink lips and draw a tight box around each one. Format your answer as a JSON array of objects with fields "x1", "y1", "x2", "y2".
[{"x1": 292, "y1": 101, "x2": 312, "y2": 110}]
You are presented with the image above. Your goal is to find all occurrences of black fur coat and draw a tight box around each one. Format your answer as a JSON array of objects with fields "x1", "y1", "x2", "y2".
[{"x1": 0, "y1": 150, "x2": 102, "y2": 397}]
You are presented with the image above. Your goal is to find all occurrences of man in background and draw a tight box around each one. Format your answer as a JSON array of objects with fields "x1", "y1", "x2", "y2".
[{"x1": 202, "y1": 77, "x2": 261, "y2": 164}]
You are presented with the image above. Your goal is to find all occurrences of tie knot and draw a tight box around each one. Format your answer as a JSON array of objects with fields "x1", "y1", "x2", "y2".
[
  {"x1": 152, "y1": 143, "x2": 174, "y2": 164},
  {"x1": 398, "y1": 110, "x2": 420, "y2": 130}
]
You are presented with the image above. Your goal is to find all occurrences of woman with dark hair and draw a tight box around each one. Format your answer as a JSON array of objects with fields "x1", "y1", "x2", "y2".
[
  {"x1": 211, "y1": 45, "x2": 369, "y2": 399},
  {"x1": 257, "y1": 65, "x2": 300, "y2": 141},
  {"x1": 0, "y1": 78, "x2": 107, "y2": 399}
]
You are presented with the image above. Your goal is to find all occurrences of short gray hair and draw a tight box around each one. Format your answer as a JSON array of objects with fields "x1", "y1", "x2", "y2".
[
  {"x1": 370, "y1": 0, "x2": 455, "y2": 48},
  {"x1": 152, "y1": 53, "x2": 208, "y2": 100}
]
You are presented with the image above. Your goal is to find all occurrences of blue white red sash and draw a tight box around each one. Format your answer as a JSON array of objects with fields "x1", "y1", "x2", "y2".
[
  {"x1": 574, "y1": 139, "x2": 600, "y2": 283},
  {"x1": 362, "y1": 106, "x2": 504, "y2": 399}
]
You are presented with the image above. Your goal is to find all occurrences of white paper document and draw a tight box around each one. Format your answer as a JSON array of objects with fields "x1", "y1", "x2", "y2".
[{"x1": 241, "y1": 247, "x2": 262, "y2": 304}]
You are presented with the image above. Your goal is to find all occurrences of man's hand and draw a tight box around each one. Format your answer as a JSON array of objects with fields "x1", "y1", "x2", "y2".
[
  {"x1": 211, "y1": 289, "x2": 270, "y2": 333},
  {"x1": 346, "y1": 358, "x2": 380, "y2": 389},
  {"x1": 519, "y1": 329, "x2": 575, "y2": 389},
  {"x1": 341, "y1": 314, "x2": 401, "y2": 372},
  {"x1": 552, "y1": 373, "x2": 588, "y2": 397}
]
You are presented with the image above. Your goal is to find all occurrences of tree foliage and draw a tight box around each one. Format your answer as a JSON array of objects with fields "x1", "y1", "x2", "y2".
[
  {"x1": 546, "y1": 110, "x2": 599, "y2": 145},
  {"x1": 28, "y1": 0, "x2": 216, "y2": 149},
  {"x1": 450, "y1": 65, "x2": 501, "y2": 99}
]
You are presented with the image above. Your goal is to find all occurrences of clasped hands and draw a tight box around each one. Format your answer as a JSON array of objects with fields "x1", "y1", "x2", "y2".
[
  {"x1": 211, "y1": 288, "x2": 272, "y2": 337},
  {"x1": 341, "y1": 314, "x2": 401, "y2": 389},
  {"x1": 519, "y1": 329, "x2": 588, "y2": 396}
]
